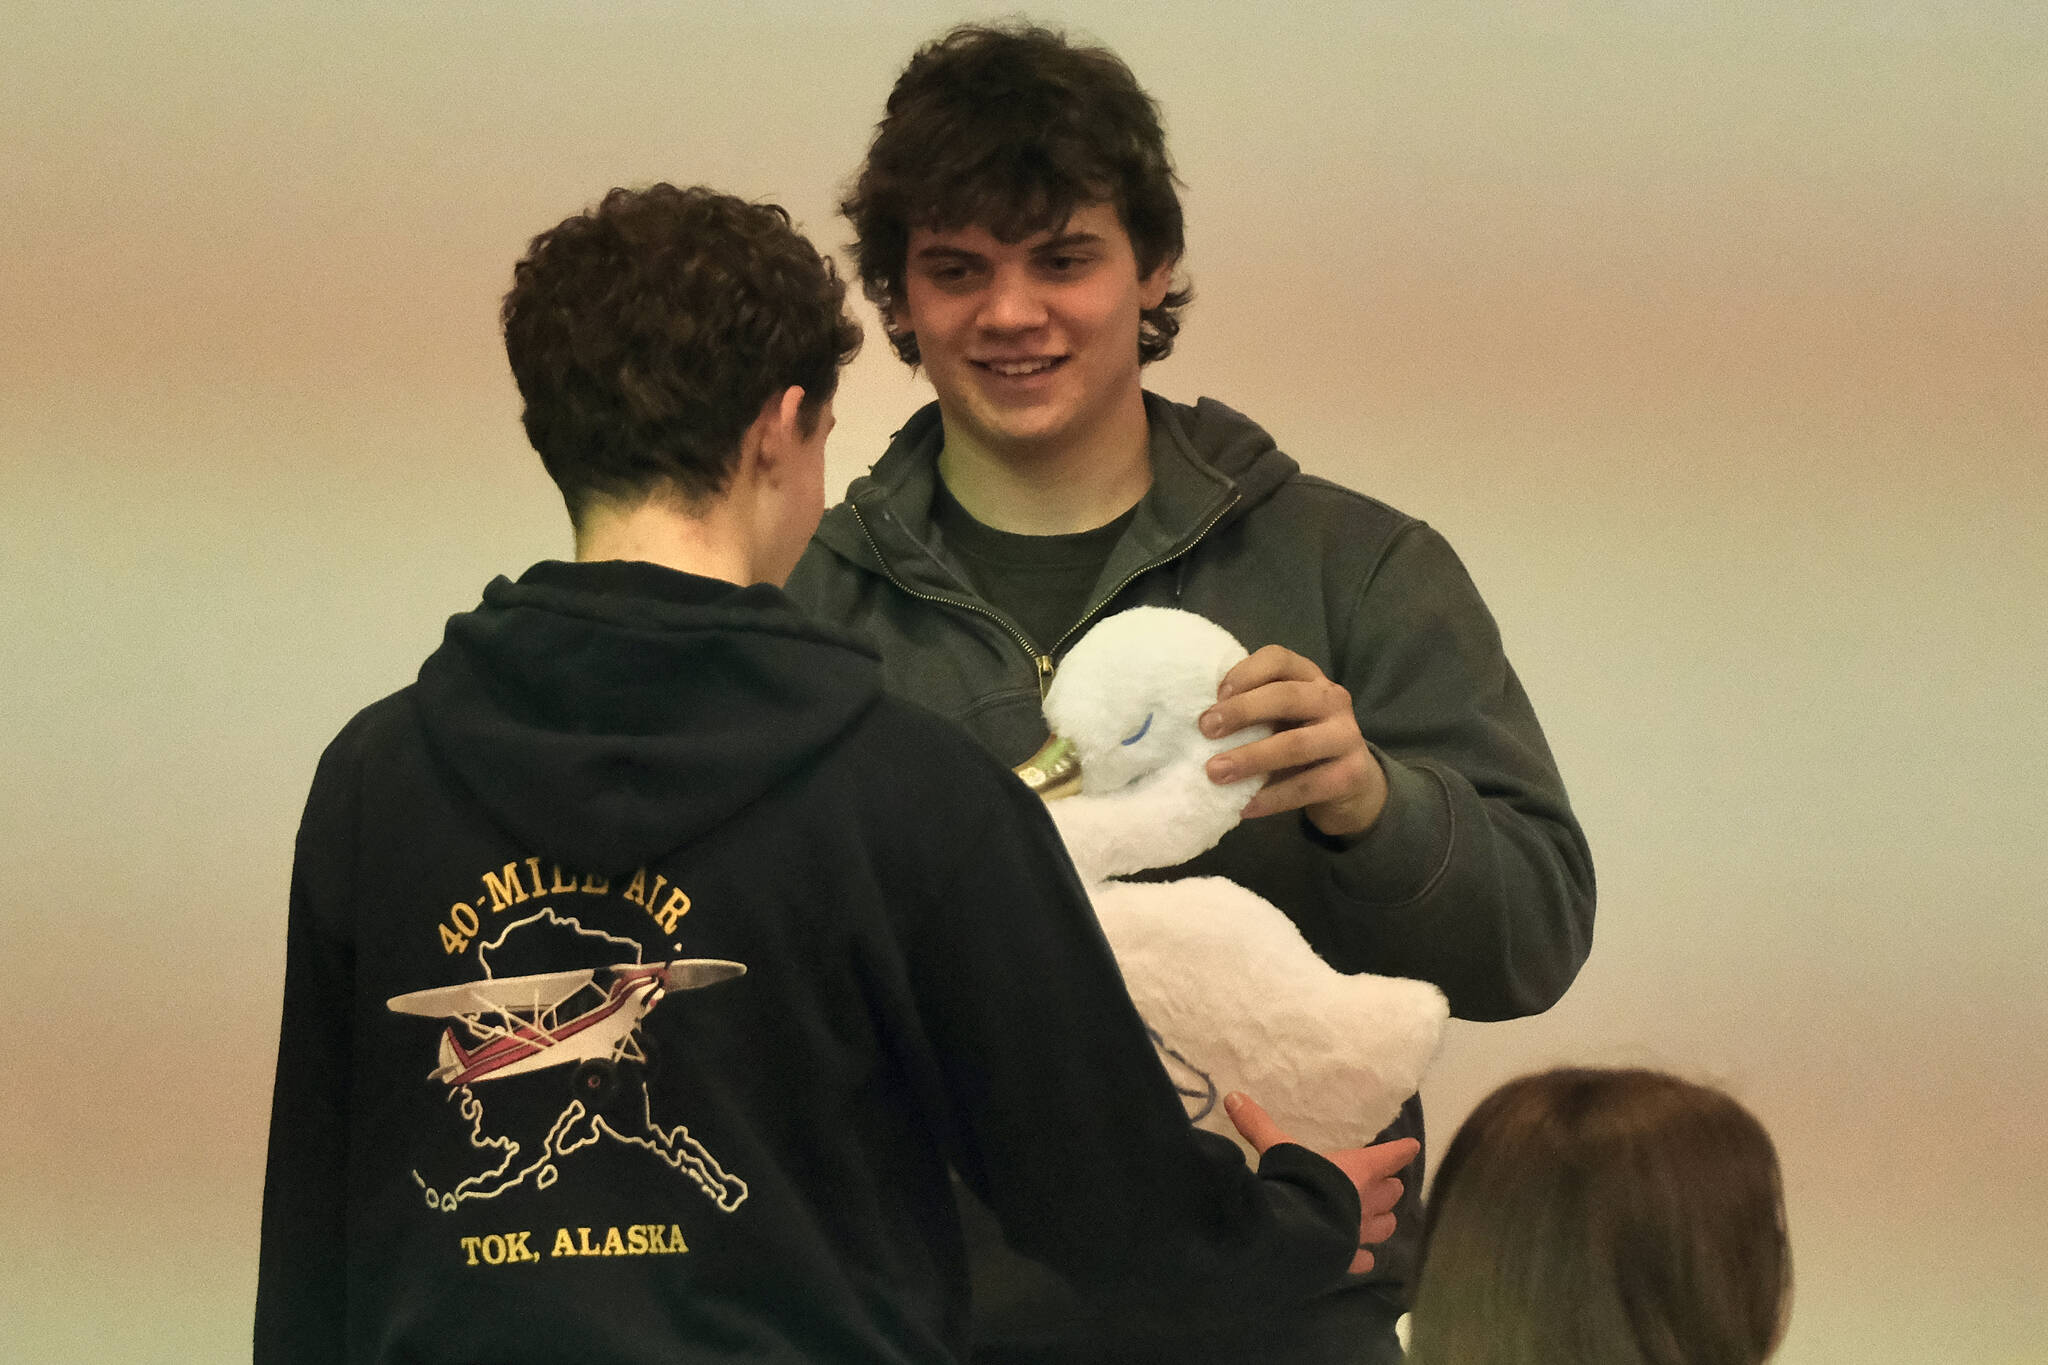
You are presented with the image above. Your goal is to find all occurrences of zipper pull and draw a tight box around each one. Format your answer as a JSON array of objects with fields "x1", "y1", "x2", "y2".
[{"x1": 1035, "y1": 654, "x2": 1056, "y2": 699}]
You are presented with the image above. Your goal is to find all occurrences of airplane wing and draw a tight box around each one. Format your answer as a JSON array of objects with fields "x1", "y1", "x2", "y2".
[
  {"x1": 387, "y1": 968, "x2": 598, "y2": 1018},
  {"x1": 659, "y1": 959, "x2": 747, "y2": 991}
]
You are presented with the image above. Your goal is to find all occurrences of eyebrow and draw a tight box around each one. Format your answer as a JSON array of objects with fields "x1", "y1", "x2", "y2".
[
  {"x1": 1032, "y1": 231, "x2": 1105, "y2": 252},
  {"x1": 911, "y1": 244, "x2": 985, "y2": 264},
  {"x1": 910, "y1": 230, "x2": 1107, "y2": 263}
]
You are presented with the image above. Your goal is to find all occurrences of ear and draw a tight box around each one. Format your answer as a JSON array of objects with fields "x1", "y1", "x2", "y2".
[
  {"x1": 884, "y1": 296, "x2": 915, "y2": 347},
  {"x1": 746, "y1": 385, "x2": 809, "y2": 484},
  {"x1": 1138, "y1": 255, "x2": 1177, "y2": 311}
]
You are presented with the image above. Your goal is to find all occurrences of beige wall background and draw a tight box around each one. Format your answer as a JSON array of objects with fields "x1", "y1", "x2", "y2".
[{"x1": 4, "y1": 2, "x2": 2042, "y2": 1360}]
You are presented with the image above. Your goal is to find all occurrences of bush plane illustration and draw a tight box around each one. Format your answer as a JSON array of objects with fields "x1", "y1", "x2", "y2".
[{"x1": 388, "y1": 959, "x2": 746, "y2": 1105}]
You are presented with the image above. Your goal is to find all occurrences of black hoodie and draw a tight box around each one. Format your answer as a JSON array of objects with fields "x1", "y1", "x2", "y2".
[{"x1": 255, "y1": 560, "x2": 1360, "y2": 1365}]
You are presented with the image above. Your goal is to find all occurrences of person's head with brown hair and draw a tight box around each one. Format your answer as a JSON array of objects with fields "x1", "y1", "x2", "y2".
[
  {"x1": 841, "y1": 20, "x2": 1190, "y2": 367},
  {"x1": 502, "y1": 183, "x2": 861, "y2": 530},
  {"x1": 1408, "y1": 1067, "x2": 1792, "y2": 1365}
]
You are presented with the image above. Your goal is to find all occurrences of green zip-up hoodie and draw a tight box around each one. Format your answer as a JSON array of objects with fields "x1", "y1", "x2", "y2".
[{"x1": 787, "y1": 392, "x2": 1595, "y2": 1362}]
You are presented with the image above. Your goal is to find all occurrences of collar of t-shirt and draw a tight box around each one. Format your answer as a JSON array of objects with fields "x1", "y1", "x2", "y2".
[{"x1": 929, "y1": 478, "x2": 1139, "y2": 653}]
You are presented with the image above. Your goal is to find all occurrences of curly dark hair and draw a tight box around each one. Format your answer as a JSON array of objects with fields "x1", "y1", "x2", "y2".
[
  {"x1": 502, "y1": 184, "x2": 861, "y2": 524},
  {"x1": 843, "y1": 22, "x2": 1191, "y2": 367}
]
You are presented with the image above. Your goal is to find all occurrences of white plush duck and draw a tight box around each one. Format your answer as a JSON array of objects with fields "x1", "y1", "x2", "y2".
[{"x1": 1017, "y1": 606, "x2": 1448, "y2": 1157}]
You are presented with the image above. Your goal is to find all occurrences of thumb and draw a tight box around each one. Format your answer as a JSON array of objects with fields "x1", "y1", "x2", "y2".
[{"x1": 1224, "y1": 1091, "x2": 1292, "y2": 1154}]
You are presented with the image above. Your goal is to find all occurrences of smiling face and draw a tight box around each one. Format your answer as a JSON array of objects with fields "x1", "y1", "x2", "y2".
[{"x1": 894, "y1": 202, "x2": 1173, "y2": 466}]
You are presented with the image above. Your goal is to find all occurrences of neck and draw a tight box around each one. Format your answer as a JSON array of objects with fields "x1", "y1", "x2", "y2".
[
  {"x1": 573, "y1": 494, "x2": 755, "y2": 584},
  {"x1": 936, "y1": 392, "x2": 1153, "y2": 535}
]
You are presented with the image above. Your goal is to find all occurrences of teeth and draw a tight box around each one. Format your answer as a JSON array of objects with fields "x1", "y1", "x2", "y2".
[{"x1": 985, "y1": 358, "x2": 1058, "y2": 377}]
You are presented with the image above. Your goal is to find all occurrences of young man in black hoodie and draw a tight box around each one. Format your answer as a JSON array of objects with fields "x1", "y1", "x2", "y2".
[
  {"x1": 254, "y1": 184, "x2": 1416, "y2": 1365},
  {"x1": 783, "y1": 23, "x2": 1597, "y2": 1365}
]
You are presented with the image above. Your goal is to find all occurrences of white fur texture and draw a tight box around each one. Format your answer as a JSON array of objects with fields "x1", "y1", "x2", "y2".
[
  {"x1": 1044, "y1": 607, "x2": 1270, "y2": 883},
  {"x1": 1040, "y1": 607, "x2": 1448, "y2": 1157}
]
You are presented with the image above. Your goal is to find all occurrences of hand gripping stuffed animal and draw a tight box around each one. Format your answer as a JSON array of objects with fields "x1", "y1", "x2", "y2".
[{"x1": 1016, "y1": 607, "x2": 1448, "y2": 1158}]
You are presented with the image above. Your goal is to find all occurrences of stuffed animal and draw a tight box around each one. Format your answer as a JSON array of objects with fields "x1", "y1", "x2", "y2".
[{"x1": 1016, "y1": 606, "x2": 1448, "y2": 1157}]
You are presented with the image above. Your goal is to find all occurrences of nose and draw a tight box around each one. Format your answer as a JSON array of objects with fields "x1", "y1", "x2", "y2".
[{"x1": 978, "y1": 265, "x2": 1048, "y2": 332}]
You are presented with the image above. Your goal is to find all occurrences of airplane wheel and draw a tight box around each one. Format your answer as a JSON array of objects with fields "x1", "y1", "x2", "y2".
[{"x1": 571, "y1": 1059, "x2": 617, "y2": 1108}]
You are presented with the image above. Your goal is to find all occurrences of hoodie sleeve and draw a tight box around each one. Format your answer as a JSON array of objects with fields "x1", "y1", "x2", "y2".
[
  {"x1": 254, "y1": 731, "x2": 361, "y2": 1363},
  {"x1": 1303, "y1": 521, "x2": 1595, "y2": 1020},
  {"x1": 900, "y1": 774, "x2": 1361, "y2": 1311}
]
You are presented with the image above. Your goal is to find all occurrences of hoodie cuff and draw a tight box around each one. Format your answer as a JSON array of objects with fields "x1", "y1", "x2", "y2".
[
  {"x1": 1305, "y1": 751, "x2": 1454, "y2": 908},
  {"x1": 1253, "y1": 1141, "x2": 1365, "y2": 1278}
]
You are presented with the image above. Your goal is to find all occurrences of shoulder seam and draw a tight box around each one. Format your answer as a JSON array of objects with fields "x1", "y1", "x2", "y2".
[
  {"x1": 1337, "y1": 514, "x2": 1431, "y2": 638},
  {"x1": 1281, "y1": 471, "x2": 1423, "y2": 526}
]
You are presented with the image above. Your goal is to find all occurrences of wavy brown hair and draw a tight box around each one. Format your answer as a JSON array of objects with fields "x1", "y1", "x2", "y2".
[
  {"x1": 1409, "y1": 1068, "x2": 1791, "y2": 1365},
  {"x1": 842, "y1": 21, "x2": 1191, "y2": 366},
  {"x1": 503, "y1": 184, "x2": 861, "y2": 525}
]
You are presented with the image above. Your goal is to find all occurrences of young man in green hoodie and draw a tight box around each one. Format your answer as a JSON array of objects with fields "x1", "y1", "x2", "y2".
[
  {"x1": 254, "y1": 183, "x2": 1415, "y2": 1365},
  {"x1": 785, "y1": 24, "x2": 1597, "y2": 1365}
]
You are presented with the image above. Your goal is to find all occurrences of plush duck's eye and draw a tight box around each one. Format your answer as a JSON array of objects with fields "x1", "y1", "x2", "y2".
[{"x1": 1120, "y1": 712, "x2": 1154, "y2": 746}]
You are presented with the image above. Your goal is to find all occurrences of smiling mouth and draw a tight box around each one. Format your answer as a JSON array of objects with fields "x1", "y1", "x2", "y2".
[{"x1": 975, "y1": 357, "x2": 1066, "y2": 378}]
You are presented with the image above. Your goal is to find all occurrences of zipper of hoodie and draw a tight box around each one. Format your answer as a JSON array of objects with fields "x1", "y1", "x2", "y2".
[
  {"x1": 851, "y1": 489, "x2": 1241, "y2": 699},
  {"x1": 1044, "y1": 490, "x2": 1241, "y2": 669},
  {"x1": 850, "y1": 502, "x2": 1058, "y2": 693}
]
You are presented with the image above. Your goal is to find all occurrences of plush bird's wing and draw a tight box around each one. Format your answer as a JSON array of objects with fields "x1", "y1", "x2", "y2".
[{"x1": 1088, "y1": 876, "x2": 1447, "y2": 1157}]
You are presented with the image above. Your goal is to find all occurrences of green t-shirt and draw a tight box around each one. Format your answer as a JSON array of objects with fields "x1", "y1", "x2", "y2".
[{"x1": 930, "y1": 478, "x2": 1136, "y2": 654}]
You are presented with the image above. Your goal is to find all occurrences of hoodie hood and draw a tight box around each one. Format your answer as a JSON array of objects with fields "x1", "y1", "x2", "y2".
[
  {"x1": 1147, "y1": 392, "x2": 1299, "y2": 518},
  {"x1": 413, "y1": 559, "x2": 881, "y2": 872}
]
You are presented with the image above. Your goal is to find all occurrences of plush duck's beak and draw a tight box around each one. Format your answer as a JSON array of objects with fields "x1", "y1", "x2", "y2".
[{"x1": 1015, "y1": 733, "x2": 1082, "y2": 800}]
